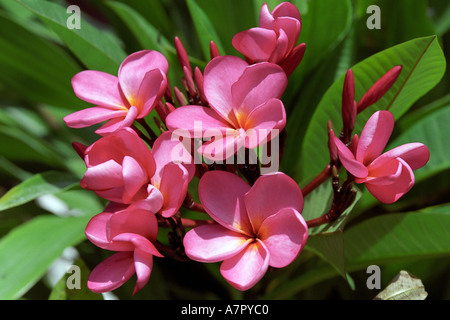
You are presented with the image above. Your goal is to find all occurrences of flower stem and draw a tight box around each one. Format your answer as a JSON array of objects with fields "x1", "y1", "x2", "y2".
[{"x1": 301, "y1": 164, "x2": 332, "y2": 197}]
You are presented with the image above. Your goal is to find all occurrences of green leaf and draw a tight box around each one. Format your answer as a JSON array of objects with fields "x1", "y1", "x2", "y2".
[
  {"x1": 344, "y1": 204, "x2": 450, "y2": 270},
  {"x1": 297, "y1": 35, "x2": 446, "y2": 185},
  {"x1": 185, "y1": 0, "x2": 225, "y2": 59},
  {"x1": 0, "y1": 171, "x2": 77, "y2": 212},
  {"x1": 0, "y1": 215, "x2": 90, "y2": 299},
  {"x1": 285, "y1": 0, "x2": 353, "y2": 108},
  {"x1": 0, "y1": 13, "x2": 81, "y2": 107},
  {"x1": 16, "y1": 0, "x2": 126, "y2": 74},
  {"x1": 106, "y1": 1, "x2": 182, "y2": 86},
  {"x1": 49, "y1": 257, "x2": 103, "y2": 300},
  {"x1": 374, "y1": 270, "x2": 428, "y2": 300},
  {"x1": 305, "y1": 188, "x2": 361, "y2": 279}
]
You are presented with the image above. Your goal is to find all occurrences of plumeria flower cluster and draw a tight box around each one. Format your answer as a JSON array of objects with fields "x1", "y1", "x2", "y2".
[{"x1": 64, "y1": 2, "x2": 429, "y2": 294}]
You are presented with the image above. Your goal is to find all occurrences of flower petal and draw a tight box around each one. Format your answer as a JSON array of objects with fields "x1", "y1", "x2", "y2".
[
  {"x1": 334, "y1": 136, "x2": 368, "y2": 178},
  {"x1": 231, "y1": 62, "x2": 287, "y2": 120},
  {"x1": 166, "y1": 105, "x2": 233, "y2": 138},
  {"x1": 71, "y1": 70, "x2": 125, "y2": 109},
  {"x1": 183, "y1": 224, "x2": 251, "y2": 263},
  {"x1": 244, "y1": 172, "x2": 303, "y2": 232},
  {"x1": 203, "y1": 56, "x2": 248, "y2": 126},
  {"x1": 258, "y1": 207, "x2": 308, "y2": 268},
  {"x1": 85, "y1": 212, "x2": 113, "y2": 248},
  {"x1": 118, "y1": 50, "x2": 168, "y2": 106},
  {"x1": 199, "y1": 133, "x2": 245, "y2": 162},
  {"x1": 87, "y1": 251, "x2": 135, "y2": 293},
  {"x1": 243, "y1": 98, "x2": 286, "y2": 148},
  {"x1": 220, "y1": 240, "x2": 269, "y2": 291},
  {"x1": 122, "y1": 155, "x2": 150, "y2": 203},
  {"x1": 135, "y1": 69, "x2": 167, "y2": 117},
  {"x1": 64, "y1": 107, "x2": 127, "y2": 129},
  {"x1": 373, "y1": 142, "x2": 430, "y2": 171},
  {"x1": 133, "y1": 248, "x2": 154, "y2": 295},
  {"x1": 157, "y1": 163, "x2": 190, "y2": 217},
  {"x1": 365, "y1": 158, "x2": 415, "y2": 204},
  {"x1": 356, "y1": 110, "x2": 394, "y2": 165},
  {"x1": 109, "y1": 208, "x2": 158, "y2": 242},
  {"x1": 232, "y1": 28, "x2": 277, "y2": 63},
  {"x1": 199, "y1": 171, "x2": 252, "y2": 235},
  {"x1": 152, "y1": 131, "x2": 195, "y2": 183}
]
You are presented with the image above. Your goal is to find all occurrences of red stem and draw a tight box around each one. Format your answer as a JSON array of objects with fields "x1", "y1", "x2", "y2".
[{"x1": 301, "y1": 164, "x2": 331, "y2": 197}]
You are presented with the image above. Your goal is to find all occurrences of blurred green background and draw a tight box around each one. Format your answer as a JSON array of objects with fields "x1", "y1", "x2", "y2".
[{"x1": 0, "y1": 0, "x2": 449, "y2": 300}]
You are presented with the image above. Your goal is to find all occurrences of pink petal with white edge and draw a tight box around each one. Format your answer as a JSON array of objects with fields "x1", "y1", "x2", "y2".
[
  {"x1": 334, "y1": 136, "x2": 369, "y2": 178},
  {"x1": 365, "y1": 158, "x2": 415, "y2": 204},
  {"x1": 87, "y1": 251, "x2": 135, "y2": 293},
  {"x1": 183, "y1": 224, "x2": 251, "y2": 263},
  {"x1": 166, "y1": 105, "x2": 233, "y2": 138},
  {"x1": 72, "y1": 70, "x2": 126, "y2": 109},
  {"x1": 63, "y1": 107, "x2": 127, "y2": 129},
  {"x1": 220, "y1": 240, "x2": 269, "y2": 291},
  {"x1": 244, "y1": 172, "x2": 303, "y2": 232},
  {"x1": 156, "y1": 163, "x2": 190, "y2": 217},
  {"x1": 199, "y1": 171, "x2": 252, "y2": 235},
  {"x1": 203, "y1": 56, "x2": 248, "y2": 126},
  {"x1": 356, "y1": 110, "x2": 394, "y2": 165},
  {"x1": 118, "y1": 50, "x2": 168, "y2": 105},
  {"x1": 231, "y1": 62, "x2": 287, "y2": 119},
  {"x1": 258, "y1": 207, "x2": 308, "y2": 268},
  {"x1": 232, "y1": 28, "x2": 277, "y2": 63}
]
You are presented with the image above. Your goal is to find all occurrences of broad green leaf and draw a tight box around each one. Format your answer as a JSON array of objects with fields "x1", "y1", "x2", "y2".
[
  {"x1": 0, "y1": 125, "x2": 66, "y2": 167},
  {"x1": 344, "y1": 204, "x2": 450, "y2": 270},
  {"x1": 16, "y1": 0, "x2": 126, "y2": 74},
  {"x1": 264, "y1": 203, "x2": 450, "y2": 299},
  {"x1": 285, "y1": 0, "x2": 352, "y2": 109},
  {"x1": 106, "y1": 1, "x2": 186, "y2": 87},
  {"x1": 195, "y1": 0, "x2": 255, "y2": 56},
  {"x1": 0, "y1": 215, "x2": 90, "y2": 299},
  {"x1": 297, "y1": 36, "x2": 446, "y2": 185},
  {"x1": 304, "y1": 188, "x2": 361, "y2": 279},
  {"x1": 0, "y1": 13, "x2": 81, "y2": 107},
  {"x1": 374, "y1": 270, "x2": 428, "y2": 300},
  {"x1": 0, "y1": 171, "x2": 77, "y2": 212},
  {"x1": 49, "y1": 257, "x2": 103, "y2": 300},
  {"x1": 185, "y1": 0, "x2": 225, "y2": 59}
]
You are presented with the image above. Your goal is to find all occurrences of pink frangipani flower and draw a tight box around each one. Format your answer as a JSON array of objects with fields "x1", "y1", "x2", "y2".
[
  {"x1": 80, "y1": 128, "x2": 194, "y2": 217},
  {"x1": 64, "y1": 50, "x2": 168, "y2": 134},
  {"x1": 183, "y1": 171, "x2": 308, "y2": 291},
  {"x1": 80, "y1": 127, "x2": 162, "y2": 210},
  {"x1": 333, "y1": 110, "x2": 430, "y2": 204},
  {"x1": 232, "y1": 2, "x2": 305, "y2": 77},
  {"x1": 166, "y1": 55, "x2": 287, "y2": 161},
  {"x1": 85, "y1": 207, "x2": 163, "y2": 294}
]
